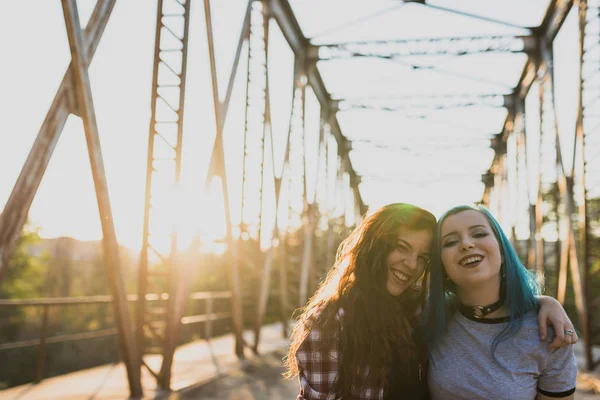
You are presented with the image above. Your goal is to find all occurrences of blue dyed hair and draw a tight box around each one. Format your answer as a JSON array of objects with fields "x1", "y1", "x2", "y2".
[{"x1": 425, "y1": 205, "x2": 540, "y2": 356}]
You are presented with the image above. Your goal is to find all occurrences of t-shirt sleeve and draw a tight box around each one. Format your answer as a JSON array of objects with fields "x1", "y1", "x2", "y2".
[{"x1": 537, "y1": 344, "x2": 577, "y2": 397}]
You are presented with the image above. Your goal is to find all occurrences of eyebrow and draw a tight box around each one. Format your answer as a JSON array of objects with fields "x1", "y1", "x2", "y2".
[
  {"x1": 397, "y1": 238, "x2": 412, "y2": 248},
  {"x1": 441, "y1": 224, "x2": 487, "y2": 241},
  {"x1": 397, "y1": 238, "x2": 430, "y2": 256}
]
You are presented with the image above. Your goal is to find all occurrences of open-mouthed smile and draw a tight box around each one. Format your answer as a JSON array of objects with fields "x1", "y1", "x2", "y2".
[
  {"x1": 390, "y1": 268, "x2": 411, "y2": 283},
  {"x1": 458, "y1": 254, "x2": 484, "y2": 267}
]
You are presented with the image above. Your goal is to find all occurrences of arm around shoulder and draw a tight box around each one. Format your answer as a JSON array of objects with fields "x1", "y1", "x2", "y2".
[{"x1": 536, "y1": 295, "x2": 579, "y2": 348}]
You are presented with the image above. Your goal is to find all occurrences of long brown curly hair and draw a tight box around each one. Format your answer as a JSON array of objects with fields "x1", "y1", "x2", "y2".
[{"x1": 284, "y1": 203, "x2": 436, "y2": 396}]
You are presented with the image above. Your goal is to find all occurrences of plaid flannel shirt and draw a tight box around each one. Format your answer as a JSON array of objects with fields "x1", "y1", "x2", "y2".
[{"x1": 295, "y1": 308, "x2": 385, "y2": 400}]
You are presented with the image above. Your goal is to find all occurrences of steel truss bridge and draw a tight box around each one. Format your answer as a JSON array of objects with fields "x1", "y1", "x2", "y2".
[{"x1": 0, "y1": 0, "x2": 599, "y2": 397}]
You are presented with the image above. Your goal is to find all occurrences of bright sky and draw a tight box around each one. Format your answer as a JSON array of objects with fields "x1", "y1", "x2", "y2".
[{"x1": 0, "y1": 0, "x2": 585, "y2": 252}]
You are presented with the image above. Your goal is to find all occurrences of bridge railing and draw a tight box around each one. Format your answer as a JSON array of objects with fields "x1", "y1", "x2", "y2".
[{"x1": 0, "y1": 291, "x2": 232, "y2": 384}]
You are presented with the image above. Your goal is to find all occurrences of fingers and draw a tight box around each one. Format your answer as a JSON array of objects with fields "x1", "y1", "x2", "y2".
[
  {"x1": 547, "y1": 321, "x2": 565, "y2": 350},
  {"x1": 570, "y1": 328, "x2": 579, "y2": 344},
  {"x1": 561, "y1": 326, "x2": 578, "y2": 346},
  {"x1": 547, "y1": 324, "x2": 579, "y2": 350},
  {"x1": 538, "y1": 311, "x2": 548, "y2": 341}
]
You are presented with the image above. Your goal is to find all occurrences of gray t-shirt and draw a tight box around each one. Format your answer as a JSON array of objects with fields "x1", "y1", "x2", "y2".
[{"x1": 428, "y1": 311, "x2": 577, "y2": 400}]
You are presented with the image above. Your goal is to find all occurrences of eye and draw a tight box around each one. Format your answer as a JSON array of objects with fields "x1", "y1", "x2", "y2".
[
  {"x1": 418, "y1": 255, "x2": 430, "y2": 266},
  {"x1": 442, "y1": 240, "x2": 457, "y2": 248},
  {"x1": 473, "y1": 232, "x2": 489, "y2": 238},
  {"x1": 395, "y1": 242, "x2": 409, "y2": 251}
]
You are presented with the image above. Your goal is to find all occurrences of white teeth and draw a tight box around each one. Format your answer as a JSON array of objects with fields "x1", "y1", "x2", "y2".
[
  {"x1": 460, "y1": 256, "x2": 483, "y2": 266},
  {"x1": 392, "y1": 270, "x2": 409, "y2": 282}
]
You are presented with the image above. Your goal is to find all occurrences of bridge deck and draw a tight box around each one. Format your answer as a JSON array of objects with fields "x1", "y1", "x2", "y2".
[
  {"x1": 0, "y1": 323, "x2": 289, "y2": 400},
  {"x1": 1, "y1": 324, "x2": 598, "y2": 399}
]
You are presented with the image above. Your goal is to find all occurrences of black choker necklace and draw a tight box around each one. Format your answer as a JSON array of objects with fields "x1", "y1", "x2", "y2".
[{"x1": 458, "y1": 280, "x2": 506, "y2": 319}]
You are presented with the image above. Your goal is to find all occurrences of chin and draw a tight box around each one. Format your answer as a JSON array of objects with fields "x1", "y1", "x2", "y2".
[
  {"x1": 387, "y1": 286, "x2": 405, "y2": 297},
  {"x1": 456, "y1": 274, "x2": 496, "y2": 287}
]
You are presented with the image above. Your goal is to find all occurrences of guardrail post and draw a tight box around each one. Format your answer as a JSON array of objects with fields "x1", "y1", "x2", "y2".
[
  {"x1": 205, "y1": 297, "x2": 213, "y2": 340},
  {"x1": 35, "y1": 305, "x2": 50, "y2": 383}
]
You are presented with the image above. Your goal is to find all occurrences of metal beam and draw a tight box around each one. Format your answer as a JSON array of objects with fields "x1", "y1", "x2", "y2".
[
  {"x1": 253, "y1": 2, "x2": 277, "y2": 350},
  {"x1": 484, "y1": 1, "x2": 573, "y2": 194},
  {"x1": 482, "y1": 58, "x2": 533, "y2": 200},
  {"x1": 0, "y1": 0, "x2": 116, "y2": 280},
  {"x1": 576, "y1": 0, "x2": 592, "y2": 370},
  {"x1": 155, "y1": 0, "x2": 193, "y2": 389},
  {"x1": 203, "y1": 0, "x2": 247, "y2": 358},
  {"x1": 60, "y1": 0, "x2": 142, "y2": 396},
  {"x1": 268, "y1": 0, "x2": 308, "y2": 56},
  {"x1": 339, "y1": 93, "x2": 510, "y2": 113},
  {"x1": 421, "y1": 2, "x2": 535, "y2": 31},
  {"x1": 317, "y1": 35, "x2": 537, "y2": 60},
  {"x1": 535, "y1": 79, "x2": 545, "y2": 274},
  {"x1": 537, "y1": 0, "x2": 574, "y2": 42},
  {"x1": 268, "y1": 0, "x2": 364, "y2": 208}
]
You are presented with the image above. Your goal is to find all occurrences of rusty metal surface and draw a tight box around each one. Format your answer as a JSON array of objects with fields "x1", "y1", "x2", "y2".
[
  {"x1": 203, "y1": 0, "x2": 251, "y2": 360},
  {"x1": 0, "y1": 0, "x2": 117, "y2": 280},
  {"x1": 60, "y1": 0, "x2": 142, "y2": 396}
]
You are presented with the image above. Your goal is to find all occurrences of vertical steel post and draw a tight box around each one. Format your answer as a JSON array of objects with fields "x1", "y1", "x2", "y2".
[
  {"x1": 136, "y1": 0, "x2": 163, "y2": 381},
  {"x1": 546, "y1": 30, "x2": 588, "y2": 346},
  {"x1": 137, "y1": 0, "x2": 193, "y2": 389},
  {"x1": 535, "y1": 68, "x2": 546, "y2": 274},
  {"x1": 61, "y1": 0, "x2": 142, "y2": 395},
  {"x1": 276, "y1": 71, "x2": 298, "y2": 338},
  {"x1": 253, "y1": 0, "x2": 274, "y2": 351},
  {"x1": 298, "y1": 57, "x2": 313, "y2": 308},
  {"x1": 158, "y1": 0, "x2": 193, "y2": 386},
  {"x1": 35, "y1": 305, "x2": 50, "y2": 383},
  {"x1": 205, "y1": 297, "x2": 213, "y2": 340},
  {"x1": 203, "y1": 0, "x2": 253, "y2": 358},
  {"x1": 576, "y1": 0, "x2": 592, "y2": 369}
]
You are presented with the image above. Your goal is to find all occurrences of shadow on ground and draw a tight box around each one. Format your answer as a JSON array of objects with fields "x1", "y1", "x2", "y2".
[{"x1": 181, "y1": 350, "x2": 297, "y2": 400}]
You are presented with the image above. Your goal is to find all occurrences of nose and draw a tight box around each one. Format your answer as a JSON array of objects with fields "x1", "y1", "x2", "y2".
[
  {"x1": 403, "y1": 253, "x2": 419, "y2": 270},
  {"x1": 460, "y1": 238, "x2": 475, "y2": 251}
]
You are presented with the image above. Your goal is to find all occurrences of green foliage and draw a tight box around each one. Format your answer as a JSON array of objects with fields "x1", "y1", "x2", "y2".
[
  {"x1": 1, "y1": 227, "x2": 47, "y2": 300},
  {"x1": 0, "y1": 229, "x2": 123, "y2": 388},
  {"x1": 0, "y1": 227, "x2": 48, "y2": 344}
]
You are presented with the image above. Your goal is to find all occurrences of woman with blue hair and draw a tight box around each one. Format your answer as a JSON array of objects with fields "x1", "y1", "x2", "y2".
[{"x1": 426, "y1": 205, "x2": 577, "y2": 399}]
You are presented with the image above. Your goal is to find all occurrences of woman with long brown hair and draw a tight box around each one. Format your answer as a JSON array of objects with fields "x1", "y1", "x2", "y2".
[{"x1": 285, "y1": 203, "x2": 576, "y2": 399}]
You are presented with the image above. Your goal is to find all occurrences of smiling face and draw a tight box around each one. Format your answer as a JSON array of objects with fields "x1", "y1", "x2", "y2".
[
  {"x1": 439, "y1": 210, "x2": 503, "y2": 289},
  {"x1": 385, "y1": 229, "x2": 433, "y2": 296}
]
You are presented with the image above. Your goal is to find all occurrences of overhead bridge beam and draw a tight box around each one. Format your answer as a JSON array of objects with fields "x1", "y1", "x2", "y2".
[
  {"x1": 337, "y1": 93, "x2": 512, "y2": 112},
  {"x1": 313, "y1": 35, "x2": 538, "y2": 60},
  {"x1": 268, "y1": 0, "x2": 365, "y2": 212}
]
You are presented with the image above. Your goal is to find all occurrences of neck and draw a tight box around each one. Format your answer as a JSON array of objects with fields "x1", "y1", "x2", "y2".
[{"x1": 457, "y1": 277, "x2": 507, "y2": 319}]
